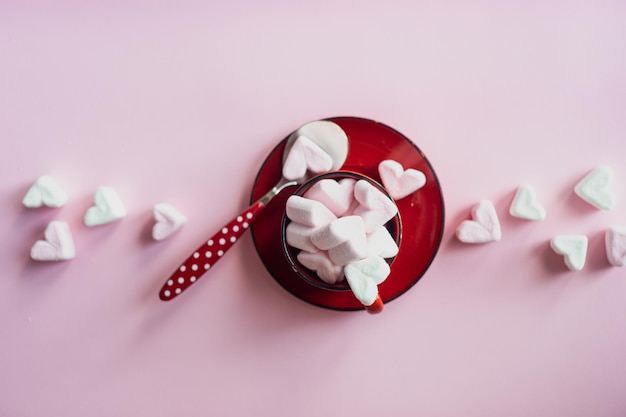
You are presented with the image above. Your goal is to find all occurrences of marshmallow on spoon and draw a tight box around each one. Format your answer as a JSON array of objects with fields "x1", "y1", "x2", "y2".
[
  {"x1": 509, "y1": 184, "x2": 546, "y2": 221},
  {"x1": 455, "y1": 200, "x2": 501, "y2": 243},
  {"x1": 303, "y1": 178, "x2": 356, "y2": 217},
  {"x1": 31, "y1": 221, "x2": 75, "y2": 261},
  {"x1": 285, "y1": 195, "x2": 337, "y2": 228},
  {"x1": 310, "y1": 215, "x2": 366, "y2": 251},
  {"x1": 282, "y1": 135, "x2": 333, "y2": 181},
  {"x1": 297, "y1": 250, "x2": 344, "y2": 284},
  {"x1": 574, "y1": 166, "x2": 615, "y2": 210},
  {"x1": 605, "y1": 226, "x2": 626, "y2": 267},
  {"x1": 352, "y1": 180, "x2": 398, "y2": 233},
  {"x1": 22, "y1": 175, "x2": 68, "y2": 208},
  {"x1": 378, "y1": 159, "x2": 426, "y2": 200},
  {"x1": 550, "y1": 235, "x2": 588, "y2": 271}
]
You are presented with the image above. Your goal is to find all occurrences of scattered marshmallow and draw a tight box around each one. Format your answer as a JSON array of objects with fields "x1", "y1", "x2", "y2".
[
  {"x1": 22, "y1": 175, "x2": 68, "y2": 208},
  {"x1": 152, "y1": 203, "x2": 186, "y2": 241},
  {"x1": 285, "y1": 195, "x2": 337, "y2": 228},
  {"x1": 509, "y1": 184, "x2": 546, "y2": 221},
  {"x1": 282, "y1": 135, "x2": 333, "y2": 181},
  {"x1": 352, "y1": 180, "x2": 398, "y2": 233},
  {"x1": 328, "y1": 236, "x2": 368, "y2": 267},
  {"x1": 30, "y1": 220, "x2": 75, "y2": 261},
  {"x1": 550, "y1": 235, "x2": 588, "y2": 271},
  {"x1": 574, "y1": 166, "x2": 615, "y2": 210},
  {"x1": 286, "y1": 222, "x2": 319, "y2": 253},
  {"x1": 344, "y1": 256, "x2": 390, "y2": 306},
  {"x1": 303, "y1": 178, "x2": 355, "y2": 217},
  {"x1": 367, "y1": 226, "x2": 399, "y2": 259},
  {"x1": 456, "y1": 200, "x2": 501, "y2": 243},
  {"x1": 310, "y1": 215, "x2": 365, "y2": 251},
  {"x1": 84, "y1": 186, "x2": 127, "y2": 226},
  {"x1": 297, "y1": 251, "x2": 344, "y2": 284},
  {"x1": 605, "y1": 226, "x2": 626, "y2": 267},
  {"x1": 378, "y1": 159, "x2": 426, "y2": 200}
]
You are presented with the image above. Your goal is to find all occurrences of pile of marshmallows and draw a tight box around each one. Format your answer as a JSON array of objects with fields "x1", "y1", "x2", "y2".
[
  {"x1": 281, "y1": 136, "x2": 427, "y2": 308},
  {"x1": 23, "y1": 176, "x2": 187, "y2": 261}
]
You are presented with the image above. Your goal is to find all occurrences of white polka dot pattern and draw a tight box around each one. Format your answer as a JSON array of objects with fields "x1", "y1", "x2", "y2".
[{"x1": 159, "y1": 201, "x2": 264, "y2": 300}]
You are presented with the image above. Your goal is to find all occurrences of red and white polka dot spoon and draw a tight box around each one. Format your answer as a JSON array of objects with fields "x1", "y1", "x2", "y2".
[{"x1": 159, "y1": 120, "x2": 348, "y2": 301}]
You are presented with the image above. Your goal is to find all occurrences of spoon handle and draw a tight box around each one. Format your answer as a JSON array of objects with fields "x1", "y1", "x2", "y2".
[{"x1": 159, "y1": 201, "x2": 265, "y2": 301}]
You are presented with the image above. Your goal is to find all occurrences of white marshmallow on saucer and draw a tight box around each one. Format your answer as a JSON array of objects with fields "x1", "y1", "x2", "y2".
[
  {"x1": 344, "y1": 256, "x2": 390, "y2": 306},
  {"x1": 574, "y1": 166, "x2": 615, "y2": 210},
  {"x1": 286, "y1": 222, "x2": 319, "y2": 253},
  {"x1": 31, "y1": 220, "x2": 75, "y2": 261},
  {"x1": 84, "y1": 186, "x2": 127, "y2": 226},
  {"x1": 303, "y1": 178, "x2": 355, "y2": 217},
  {"x1": 366, "y1": 226, "x2": 399, "y2": 259},
  {"x1": 310, "y1": 215, "x2": 365, "y2": 251},
  {"x1": 23, "y1": 175, "x2": 68, "y2": 208},
  {"x1": 152, "y1": 203, "x2": 186, "y2": 241},
  {"x1": 282, "y1": 135, "x2": 333, "y2": 181},
  {"x1": 328, "y1": 234, "x2": 368, "y2": 267},
  {"x1": 605, "y1": 226, "x2": 626, "y2": 267},
  {"x1": 285, "y1": 195, "x2": 336, "y2": 228},
  {"x1": 297, "y1": 250, "x2": 344, "y2": 284},
  {"x1": 378, "y1": 159, "x2": 426, "y2": 200},
  {"x1": 509, "y1": 184, "x2": 546, "y2": 221},
  {"x1": 550, "y1": 235, "x2": 588, "y2": 271},
  {"x1": 455, "y1": 200, "x2": 501, "y2": 243},
  {"x1": 352, "y1": 180, "x2": 398, "y2": 233}
]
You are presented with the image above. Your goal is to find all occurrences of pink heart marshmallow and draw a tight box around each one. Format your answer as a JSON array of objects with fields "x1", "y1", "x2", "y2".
[
  {"x1": 352, "y1": 180, "x2": 398, "y2": 233},
  {"x1": 455, "y1": 200, "x2": 501, "y2": 243},
  {"x1": 282, "y1": 135, "x2": 333, "y2": 181},
  {"x1": 303, "y1": 178, "x2": 356, "y2": 217},
  {"x1": 297, "y1": 251, "x2": 344, "y2": 284},
  {"x1": 378, "y1": 159, "x2": 426, "y2": 200}
]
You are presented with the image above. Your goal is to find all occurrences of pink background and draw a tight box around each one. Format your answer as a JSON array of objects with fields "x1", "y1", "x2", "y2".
[{"x1": 1, "y1": 1, "x2": 626, "y2": 416}]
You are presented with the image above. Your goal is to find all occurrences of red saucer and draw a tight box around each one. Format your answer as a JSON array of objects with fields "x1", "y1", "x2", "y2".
[{"x1": 250, "y1": 117, "x2": 445, "y2": 311}]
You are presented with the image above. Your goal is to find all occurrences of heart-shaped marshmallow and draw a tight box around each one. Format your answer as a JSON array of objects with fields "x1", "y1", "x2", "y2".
[
  {"x1": 286, "y1": 195, "x2": 337, "y2": 228},
  {"x1": 152, "y1": 203, "x2": 187, "y2": 241},
  {"x1": 378, "y1": 159, "x2": 426, "y2": 200},
  {"x1": 605, "y1": 226, "x2": 626, "y2": 267},
  {"x1": 31, "y1": 221, "x2": 75, "y2": 261},
  {"x1": 366, "y1": 226, "x2": 399, "y2": 259},
  {"x1": 297, "y1": 251, "x2": 344, "y2": 284},
  {"x1": 282, "y1": 135, "x2": 333, "y2": 181},
  {"x1": 23, "y1": 175, "x2": 68, "y2": 208},
  {"x1": 311, "y1": 215, "x2": 366, "y2": 251},
  {"x1": 509, "y1": 184, "x2": 546, "y2": 221},
  {"x1": 352, "y1": 180, "x2": 398, "y2": 233},
  {"x1": 456, "y1": 200, "x2": 501, "y2": 243},
  {"x1": 574, "y1": 166, "x2": 615, "y2": 210},
  {"x1": 303, "y1": 178, "x2": 355, "y2": 217},
  {"x1": 84, "y1": 186, "x2": 127, "y2": 226},
  {"x1": 286, "y1": 222, "x2": 319, "y2": 253},
  {"x1": 550, "y1": 235, "x2": 588, "y2": 271},
  {"x1": 344, "y1": 256, "x2": 390, "y2": 306},
  {"x1": 328, "y1": 235, "x2": 368, "y2": 266}
]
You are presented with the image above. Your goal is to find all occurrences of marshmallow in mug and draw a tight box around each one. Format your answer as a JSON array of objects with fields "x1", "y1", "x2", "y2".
[{"x1": 285, "y1": 177, "x2": 399, "y2": 305}]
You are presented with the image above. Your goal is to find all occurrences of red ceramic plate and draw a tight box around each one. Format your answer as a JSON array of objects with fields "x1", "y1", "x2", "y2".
[{"x1": 250, "y1": 116, "x2": 444, "y2": 311}]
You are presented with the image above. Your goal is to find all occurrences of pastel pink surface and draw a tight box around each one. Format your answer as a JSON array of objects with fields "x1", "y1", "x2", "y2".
[{"x1": 1, "y1": 2, "x2": 626, "y2": 417}]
